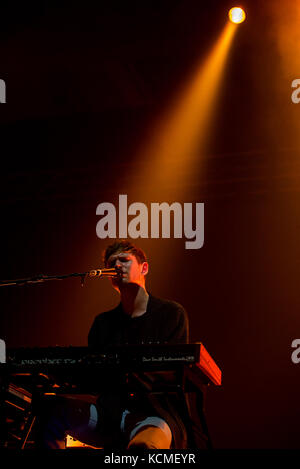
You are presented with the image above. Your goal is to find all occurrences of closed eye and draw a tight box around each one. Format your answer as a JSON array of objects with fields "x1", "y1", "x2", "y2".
[{"x1": 107, "y1": 257, "x2": 130, "y2": 267}]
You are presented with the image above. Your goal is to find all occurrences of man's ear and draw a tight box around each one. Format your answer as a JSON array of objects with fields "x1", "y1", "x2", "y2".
[{"x1": 141, "y1": 262, "x2": 149, "y2": 276}]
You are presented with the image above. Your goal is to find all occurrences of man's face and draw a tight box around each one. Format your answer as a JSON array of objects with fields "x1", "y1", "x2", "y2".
[{"x1": 106, "y1": 250, "x2": 148, "y2": 291}]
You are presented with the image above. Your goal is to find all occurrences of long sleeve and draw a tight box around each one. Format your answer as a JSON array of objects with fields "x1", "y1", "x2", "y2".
[{"x1": 166, "y1": 304, "x2": 189, "y2": 344}]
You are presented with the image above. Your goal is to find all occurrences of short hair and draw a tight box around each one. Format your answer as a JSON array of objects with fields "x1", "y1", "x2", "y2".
[{"x1": 103, "y1": 240, "x2": 147, "y2": 267}]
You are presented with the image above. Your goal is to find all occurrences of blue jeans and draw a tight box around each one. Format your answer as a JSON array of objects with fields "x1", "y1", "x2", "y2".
[{"x1": 38, "y1": 395, "x2": 172, "y2": 449}]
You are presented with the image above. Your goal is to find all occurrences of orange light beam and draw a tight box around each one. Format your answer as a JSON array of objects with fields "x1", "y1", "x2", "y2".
[{"x1": 135, "y1": 21, "x2": 237, "y2": 196}]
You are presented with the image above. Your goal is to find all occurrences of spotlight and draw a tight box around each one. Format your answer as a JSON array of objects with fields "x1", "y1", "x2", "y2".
[{"x1": 228, "y1": 7, "x2": 246, "y2": 24}]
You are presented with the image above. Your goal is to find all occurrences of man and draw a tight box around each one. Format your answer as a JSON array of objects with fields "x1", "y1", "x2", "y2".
[
  {"x1": 39, "y1": 240, "x2": 189, "y2": 449},
  {"x1": 88, "y1": 240, "x2": 188, "y2": 348}
]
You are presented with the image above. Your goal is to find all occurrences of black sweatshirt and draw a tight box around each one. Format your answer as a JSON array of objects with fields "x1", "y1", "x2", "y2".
[{"x1": 88, "y1": 294, "x2": 189, "y2": 348}]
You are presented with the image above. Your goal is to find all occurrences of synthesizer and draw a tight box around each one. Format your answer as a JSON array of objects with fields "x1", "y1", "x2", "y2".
[{"x1": 1, "y1": 343, "x2": 222, "y2": 390}]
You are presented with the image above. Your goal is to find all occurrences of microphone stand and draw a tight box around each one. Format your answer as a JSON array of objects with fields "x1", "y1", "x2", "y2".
[{"x1": 0, "y1": 268, "x2": 117, "y2": 288}]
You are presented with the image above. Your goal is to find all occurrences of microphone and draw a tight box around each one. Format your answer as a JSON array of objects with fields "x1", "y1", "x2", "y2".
[{"x1": 87, "y1": 268, "x2": 118, "y2": 278}]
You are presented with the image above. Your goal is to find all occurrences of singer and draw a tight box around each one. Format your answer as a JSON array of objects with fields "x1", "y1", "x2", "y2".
[{"x1": 37, "y1": 240, "x2": 190, "y2": 449}]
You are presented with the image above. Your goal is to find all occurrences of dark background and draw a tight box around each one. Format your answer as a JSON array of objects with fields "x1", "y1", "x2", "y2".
[{"x1": 1, "y1": 0, "x2": 300, "y2": 449}]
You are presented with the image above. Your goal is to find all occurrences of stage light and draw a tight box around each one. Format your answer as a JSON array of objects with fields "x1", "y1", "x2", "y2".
[{"x1": 228, "y1": 7, "x2": 246, "y2": 24}]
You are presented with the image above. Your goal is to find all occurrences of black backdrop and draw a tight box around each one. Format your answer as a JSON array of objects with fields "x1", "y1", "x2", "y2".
[{"x1": 1, "y1": 0, "x2": 300, "y2": 449}]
